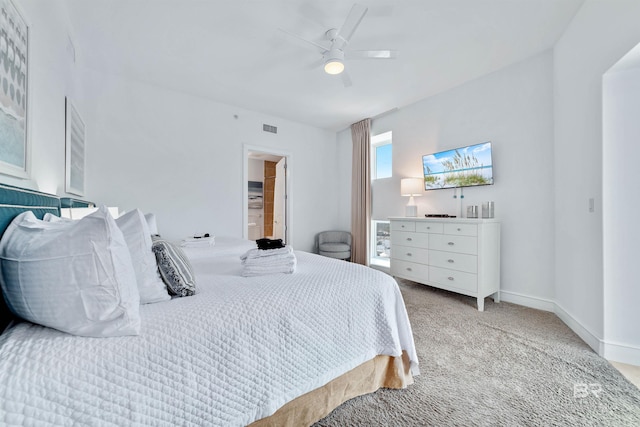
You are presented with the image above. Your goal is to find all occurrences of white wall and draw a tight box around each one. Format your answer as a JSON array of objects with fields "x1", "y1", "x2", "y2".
[
  {"x1": 248, "y1": 158, "x2": 264, "y2": 182},
  {"x1": 553, "y1": 0, "x2": 640, "y2": 359},
  {"x1": 338, "y1": 51, "x2": 556, "y2": 305},
  {"x1": 603, "y1": 66, "x2": 640, "y2": 364},
  {"x1": 0, "y1": 0, "x2": 80, "y2": 195},
  {"x1": 78, "y1": 67, "x2": 339, "y2": 252}
]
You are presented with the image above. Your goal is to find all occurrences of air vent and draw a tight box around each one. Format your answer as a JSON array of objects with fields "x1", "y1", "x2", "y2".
[{"x1": 263, "y1": 124, "x2": 277, "y2": 134}]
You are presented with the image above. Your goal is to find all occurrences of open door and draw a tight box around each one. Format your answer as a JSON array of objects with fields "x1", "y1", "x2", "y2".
[{"x1": 244, "y1": 145, "x2": 291, "y2": 244}]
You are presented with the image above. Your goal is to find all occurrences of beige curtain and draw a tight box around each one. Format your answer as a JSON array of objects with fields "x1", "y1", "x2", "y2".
[{"x1": 350, "y1": 119, "x2": 371, "y2": 266}]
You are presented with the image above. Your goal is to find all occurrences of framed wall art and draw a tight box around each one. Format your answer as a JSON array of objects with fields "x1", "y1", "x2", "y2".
[
  {"x1": 65, "y1": 97, "x2": 86, "y2": 196},
  {"x1": 0, "y1": 0, "x2": 30, "y2": 178},
  {"x1": 248, "y1": 180, "x2": 263, "y2": 209}
]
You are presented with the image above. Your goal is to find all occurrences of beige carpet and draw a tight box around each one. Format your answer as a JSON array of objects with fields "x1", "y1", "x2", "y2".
[{"x1": 314, "y1": 280, "x2": 640, "y2": 426}]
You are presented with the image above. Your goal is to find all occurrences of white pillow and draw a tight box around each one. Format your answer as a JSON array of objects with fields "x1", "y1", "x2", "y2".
[
  {"x1": 42, "y1": 212, "x2": 71, "y2": 222},
  {"x1": 116, "y1": 209, "x2": 170, "y2": 304},
  {"x1": 144, "y1": 213, "x2": 158, "y2": 235},
  {"x1": 0, "y1": 207, "x2": 141, "y2": 337}
]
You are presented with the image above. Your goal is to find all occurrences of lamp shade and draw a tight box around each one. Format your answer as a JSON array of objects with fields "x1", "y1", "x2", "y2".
[{"x1": 401, "y1": 178, "x2": 423, "y2": 197}]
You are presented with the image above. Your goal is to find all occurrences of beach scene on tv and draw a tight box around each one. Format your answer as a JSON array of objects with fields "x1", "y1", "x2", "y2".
[{"x1": 422, "y1": 142, "x2": 494, "y2": 190}]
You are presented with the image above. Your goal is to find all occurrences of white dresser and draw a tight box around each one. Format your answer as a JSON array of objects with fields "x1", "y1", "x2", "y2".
[{"x1": 389, "y1": 217, "x2": 500, "y2": 311}]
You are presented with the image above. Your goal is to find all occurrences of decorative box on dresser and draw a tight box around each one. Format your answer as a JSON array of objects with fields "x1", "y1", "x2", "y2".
[{"x1": 389, "y1": 217, "x2": 500, "y2": 311}]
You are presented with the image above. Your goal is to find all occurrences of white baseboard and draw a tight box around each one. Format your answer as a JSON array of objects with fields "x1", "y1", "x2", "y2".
[
  {"x1": 499, "y1": 290, "x2": 555, "y2": 312},
  {"x1": 497, "y1": 295, "x2": 640, "y2": 364},
  {"x1": 500, "y1": 293, "x2": 606, "y2": 356},
  {"x1": 603, "y1": 340, "x2": 640, "y2": 366},
  {"x1": 553, "y1": 302, "x2": 603, "y2": 355}
]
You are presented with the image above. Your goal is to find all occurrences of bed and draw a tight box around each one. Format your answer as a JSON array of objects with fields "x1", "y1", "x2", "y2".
[{"x1": 0, "y1": 184, "x2": 419, "y2": 426}]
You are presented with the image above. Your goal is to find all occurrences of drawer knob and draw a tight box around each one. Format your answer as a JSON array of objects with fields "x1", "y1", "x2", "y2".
[
  {"x1": 401, "y1": 225, "x2": 405, "y2": 228},
  {"x1": 427, "y1": 227, "x2": 431, "y2": 230},
  {"x1": 407, "y1": 237, "x2": 413, "y2": 241},
  {"x1": 457, "y1": 228, "x2": 462, "y2": 231},
  {"x1": 406, "y1": 267, "x2": 412, "y2": 272},
  {"x1": 407, "y1": 253, "x2": 412, "y2": 256},
  {"x1": 448, "y1": 277, "x2": 454, "y2": 281},
  {"x1": 448, "y1": 259, "x2": 454, "y2": 263},
  {"x1": 448, "y1": 242, "x2": 455, "y2": 246}
]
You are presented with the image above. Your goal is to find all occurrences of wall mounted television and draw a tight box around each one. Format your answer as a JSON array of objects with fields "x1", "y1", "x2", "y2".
[{"x1": 422, "y1": 142, "x2": 494, "y2": 190}]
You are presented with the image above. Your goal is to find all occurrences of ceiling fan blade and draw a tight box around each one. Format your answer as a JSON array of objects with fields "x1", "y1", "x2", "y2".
[
  {"x1": 306, "y1": 57, "x2": 325, "y2": 70},
  {"x1": 341, "y1": 70, "x2": 353, "y2": 88},
  {"x1": 335, "y1": 4, "x2": 368, "y2": 47},
  {"x1": 346, "y1": 50, "x2": 398, "y2": 60},
  {"x1": 277, "y1": 28, "x2": 328, "y2": 54}
]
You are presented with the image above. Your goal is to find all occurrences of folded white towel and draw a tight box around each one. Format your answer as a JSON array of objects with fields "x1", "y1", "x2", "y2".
[
  {"x1": 181, "y1": 236, "x2": 215, "y2": 247},
  {"x1": 242, "y1": 253, "x2": 295, "y2": 265},
  {"x1": 240, "y1": 246, "x2": 293, "y2": 261},
  {"x1": 241, "y1": 249, "x2": 297, "y2": 277},
  {"x1": 244, "y1": 258, "x2": 296, "y2": 269},
  {"x1": 242, "y1": 258, "x2": 297, "y2": 277}
]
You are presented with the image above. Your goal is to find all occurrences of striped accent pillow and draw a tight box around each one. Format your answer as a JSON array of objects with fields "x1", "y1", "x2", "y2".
[{"x1": 151, "y1": 236, "x2": 196, "y2": 297}]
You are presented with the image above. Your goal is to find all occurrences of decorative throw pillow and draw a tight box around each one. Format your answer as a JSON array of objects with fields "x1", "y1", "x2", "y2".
[
  {"x1": 151, "y1": 236, "x2": 196, "y2": 297},
  {"x1": 116, "y1": 209, "x2": 170, "y2": 304},
  {"x1": 0, "y1": 207, "x2": 141, "y2": 337}
]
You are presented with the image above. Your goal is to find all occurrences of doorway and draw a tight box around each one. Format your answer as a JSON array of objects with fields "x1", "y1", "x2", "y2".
[{"x1": 243, "y1": 145, "x2": 291, "y2": 243}]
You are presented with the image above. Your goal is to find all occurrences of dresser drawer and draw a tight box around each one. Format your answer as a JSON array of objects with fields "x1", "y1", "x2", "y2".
[
  {"x1": 391, "y1": 260, "x2": 430, "y2": 280},
  {"x1": 392, "y1": 245, "x2": 429, "y2": 264},
  {"x1": 429, "y1": 266, "x2": 477, "y2": 293},
  {"x1": 391, "y1": 221, "x2": 415, "y2": 232},
  {"x1": 415, "y1": 222, "x2": 444, "y2": 233},
  {"x1": 391, "y1": 231, "x2": 429, "y2": 248},
  {"x1": 444, "y1": 223, "x2": 478, "y2": 236},
  {"x1": 429, "y1": 234, "x2": 478, "y2": 255},
  {"x1": 429, "y1": 250, "x2": 477, "y2": 274}
]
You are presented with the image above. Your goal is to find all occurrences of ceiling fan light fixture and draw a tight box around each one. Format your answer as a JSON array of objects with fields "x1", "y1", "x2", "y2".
[
  {"x1": 324, "y1": 49, "x2": 345, "y2": 75},
  {"x1": 324, "y1": 59, "x2": 344, "y2": 75}
]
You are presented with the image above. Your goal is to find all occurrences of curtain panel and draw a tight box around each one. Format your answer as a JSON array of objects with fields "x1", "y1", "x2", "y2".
[{"x1": 350, "y1": 119, "x2": 371, "y2": 266}]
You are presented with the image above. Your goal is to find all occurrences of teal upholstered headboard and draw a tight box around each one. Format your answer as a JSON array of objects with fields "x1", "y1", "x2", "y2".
[
  {"x1": 0, "y1": 184, "x2": 62, "y2": 332},
  {"x1": 0, "y1": 184, "x2": 61, "y2": 236}
]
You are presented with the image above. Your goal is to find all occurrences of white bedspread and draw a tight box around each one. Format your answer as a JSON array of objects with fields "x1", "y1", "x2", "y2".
[{"x1": 0, "y1": 238, "x2": 419, "y2": 426}]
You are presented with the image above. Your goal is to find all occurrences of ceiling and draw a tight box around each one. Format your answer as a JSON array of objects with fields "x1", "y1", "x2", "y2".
[{"x1": 64, "y1": 0, "x2": 584, "y2": 131}]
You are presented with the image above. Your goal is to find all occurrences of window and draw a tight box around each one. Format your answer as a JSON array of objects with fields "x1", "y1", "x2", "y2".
[
  {"x1": 371, "y1": 131, "x2": 392, "y2": 180},
  {"x1": 370, "y1": 220, "x2": 391, "y2": 268}
]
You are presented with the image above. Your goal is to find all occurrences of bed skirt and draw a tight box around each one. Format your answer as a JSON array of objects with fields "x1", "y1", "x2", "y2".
[{"x1": 250, "y1": 351, "x2": 414, "y2": 427}]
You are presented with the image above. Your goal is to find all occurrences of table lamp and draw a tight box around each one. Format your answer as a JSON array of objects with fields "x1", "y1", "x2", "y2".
[{"x1": 401, "y1": 178, "x2": 423, "y2": 217}]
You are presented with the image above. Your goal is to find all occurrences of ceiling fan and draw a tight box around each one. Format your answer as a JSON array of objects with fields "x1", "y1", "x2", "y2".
[{"x1": 279, "y1": 3, "x2": 397, "y2": 87}]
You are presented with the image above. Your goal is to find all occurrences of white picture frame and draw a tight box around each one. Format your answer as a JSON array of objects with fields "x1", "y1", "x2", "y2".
[
  {"x1": 65, "y1": 97, "x2": 86, "y2": 196},
  {"x1": 0, "y1": 0, "x2": 30, "y2": 179}
]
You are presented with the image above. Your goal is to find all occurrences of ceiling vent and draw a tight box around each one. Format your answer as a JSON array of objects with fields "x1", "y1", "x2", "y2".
[{"x1": 263, "y1": 124, "x2": 277, "y2": 134}]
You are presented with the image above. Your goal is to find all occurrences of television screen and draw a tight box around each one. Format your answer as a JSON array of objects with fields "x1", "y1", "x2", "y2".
[{"x1": 422, "y1": 142, "x2": 493, "y2": 190}]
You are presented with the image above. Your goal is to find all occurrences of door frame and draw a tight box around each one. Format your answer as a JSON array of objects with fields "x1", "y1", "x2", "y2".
[{"x1": 243, "y1": 144, "x2": 292, "y2": 243}]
